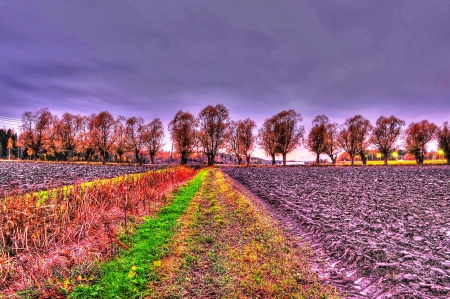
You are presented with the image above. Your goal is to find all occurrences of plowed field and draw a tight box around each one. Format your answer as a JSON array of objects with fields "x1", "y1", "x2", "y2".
[
  {"x1": 222, "y1": 166, "x2": 450, "y2": 298},
  {"x1": 0, "y1": 162, "x2": 160, "y2": 193}
]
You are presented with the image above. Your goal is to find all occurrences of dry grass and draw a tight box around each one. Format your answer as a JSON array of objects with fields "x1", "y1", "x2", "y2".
[
  {"x1": 150, "y1": 168, "x2": 340, "y2": 299},
  {"x1": 0, "y1": 166, "x2": 196, "y2": 298}
]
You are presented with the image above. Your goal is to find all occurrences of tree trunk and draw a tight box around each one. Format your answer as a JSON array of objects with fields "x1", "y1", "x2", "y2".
[
  {"x1": 150, "y1": 153, "x2": 155, "y2": 164},
  {"x1": 181, "y1": 153, "x2": 188, "y2": 165},
  {"x1": 417, "y1": 154, "x2": 424, "y2": 165},
  {"x1": 282, "y1": 153, "x2": 287, "y2": 166},
  {"x1": 327, "y1": 153, "x2": 336, "y2": 164},
  {"x1": 271, "y1": 154, "x2": 276, "y2": 165},
  {"x1": 316, "y1": 153, "x2": 320, "y2": 164},
  {"x1": 246, "y1": 155, "x2": 251, "y2": 166},
  {"x1": 383, "y1": 154, "x2": 388, "y2": 165},
  {"x1": 135, "y1": 149, "x2": 142, "y2": 165},
  {"x1": 350, "y1": 154, "x2": 354, "y2": 165},
  {"x1": 361, "y1": 153, "x2": 367, "y2": 165},
  {"x1": 207, "y1": 154, "x2": 214, "y2": 166}
]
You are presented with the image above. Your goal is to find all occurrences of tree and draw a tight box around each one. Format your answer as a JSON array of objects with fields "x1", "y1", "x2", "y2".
[
  {"x1": 19, "y1": 108, "x2": 53, "y2": 160},
  {"x1": 197, "y1": 104, "x2": 229, "y2": 166},
  {"x1": 79, "y1": 114, "x2": 96, "y2": 162},
  {"x1": 405, "y1": 120, "x2": 437, "y2": 165},
  {"x1": 272, "y1": 110, "x2": 304, "y2": 166},
  {"x1": 168, "y1": 110, "x2": 197, "y2": 165},
  {"x1": 114, "y1": 116, "x2": 127, "y2": 162},
  {"x1": 147, "y1": 118, "x2": 165, "y2": 164},
  {"x1": 370, "y1": 115, "x2": 405, "y2": 165},
  {"x1": 258, "y1": 117, "x2": 278, "y2": 165},
  {"x1": 338, "y1": 115, "x2": 372, "y2": 165},
  {"x1": 91, "y1": 111, "x2": 117, "y2": 164},
  {"x1": 0, "y1": 128, "x2": 17, "y2": 158},
  {"x1": 125, "y1": 116, "x2": 148, "y2": 165},
  {"x1": 239, "y1": 118, "x2": 256, "y2": 166},
  {"x1": 324, "y1": 122, "x2": 340, "y2": 164},
  {"x1": 436, "y1": 122, "x2": 450, "y2": 164},
  {"x1": 225, "y1": 120, "x2": 243, "y2": 165},
  {"x1": 7, "y1": 137, "x2": 13, "y2": 160},
  {"x1": 54, "y1": 112, "x2": 84, "y2": 160},
  {"x1": 306, "y1": 115, "x2": 329, "y2": 164}
]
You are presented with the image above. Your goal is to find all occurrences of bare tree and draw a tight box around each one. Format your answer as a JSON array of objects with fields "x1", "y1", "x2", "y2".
[
  {"x1": 405, "y1": 120, "x2": 437, "y2": 165},
  {"x1": 239, "y1": 118, "x2": 256, "y2": 166},
  {"x1": 114, "y1": 116, "x2": 127, "y2": 163},
  {"x1": 79, "y1": 114, "x2": 96, "y2": 162},
  {"x1": 169, "y1": 110, "x2": 197, "y2": 165},
  {"x1": 272, "y1": 110, "x2": 304, "y2": 166},
  {"x1": 225, "y1": 120, "x2": 243, "y2": 165},
  {"x1": 323, "y1": 122, "x2": 340, "y2": 164},
  {"x1": 91, "y1": 111, "x2": 117, "y2": 164},
  {"x1": 306, "y1": 115, "x2": 329, "y2": 164},
  {"x1": 258, "y1": 117, "x2": 278, "y2": 165},
  {"x1": 370, "y1": 115, "x2": 405, "y2": 165},
  {"x1": 338, "y1": 115, "x2": 372, "y2": 165},
  {"x1": 125, "y1": 116, "x2": 148, "y2": 165},
  {"x1": 197, "y1": 104, "x2": 229, "y2": 166},
  {"x1": 436, "y1": 122, "x2": 450, "y2": 164},
  {"x1": 19, "y1": 108, "x2": 53, "y2": 160},
  {"x1": 54, "y1": 112, "x2": 84, "y2": 161},
  {"x1": 147, "y1": 118, "x2": 165, "y2": 164}
]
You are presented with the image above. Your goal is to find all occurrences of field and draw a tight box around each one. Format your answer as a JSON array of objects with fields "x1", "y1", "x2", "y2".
[
  {"x1": 0, "y1": 162, "x2": 161, "y2": 194},
  {"x1": 222, "y1": 166, "x2": 450, "y2": 298},
  {"x1": 0, "y1": 162, "x2": 196, "y2": 297},
  {"x1": 1, "y1": 163, "x2": 337, "y2": 298}
]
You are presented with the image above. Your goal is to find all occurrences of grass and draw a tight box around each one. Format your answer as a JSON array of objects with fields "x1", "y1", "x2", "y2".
[
  {"x1": 150, "y1": 168, "x2": 340, "y2": 298},
  {"x1": 1, "y1": 166, "x2": 196, "y2": 298},
  {"x1": 68, "y1": 169, "x2": 207, "y2": 299}
]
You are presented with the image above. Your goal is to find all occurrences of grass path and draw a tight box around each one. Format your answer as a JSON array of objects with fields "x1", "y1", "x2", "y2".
[
  {"x1": 68, "y1": 169, "x2": 207, "y2": 299},
  {"x1": 150, "y1": 168, "x2": 340, "y2": 298}
]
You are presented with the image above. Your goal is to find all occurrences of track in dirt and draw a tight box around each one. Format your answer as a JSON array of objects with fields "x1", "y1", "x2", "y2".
[
  {"x1": 0, "y1": 162, "x2": 160, "y2": 194},
  {"x1": 222, "y1": 166, "x2": 450, "y2": 298}
]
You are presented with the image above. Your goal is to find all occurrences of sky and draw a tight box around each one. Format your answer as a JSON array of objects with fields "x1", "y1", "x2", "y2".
[{"x1": 1, "y1": 0, "x2": 449, "y2": 159}]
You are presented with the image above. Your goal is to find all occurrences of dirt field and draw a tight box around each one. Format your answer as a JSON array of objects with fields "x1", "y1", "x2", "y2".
[
  {"x1": 0, "y1": 162, "x2": 160, "y2": 194},
  {"x1": 222, "y1": 166, "x2": 450, "y2": 298}
]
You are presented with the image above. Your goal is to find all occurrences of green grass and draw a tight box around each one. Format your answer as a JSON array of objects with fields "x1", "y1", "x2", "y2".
[{"x1": 68, "y1": 169, "x2": 207, "y2": 299}]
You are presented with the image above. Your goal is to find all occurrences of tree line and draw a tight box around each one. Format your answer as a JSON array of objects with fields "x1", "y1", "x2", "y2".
[
  {"x1": 5, "y1": 105, "x2": 450, "y2": 165},
  {"x1": 305, "y1": 114, "x2": 450, "y2": 165}
]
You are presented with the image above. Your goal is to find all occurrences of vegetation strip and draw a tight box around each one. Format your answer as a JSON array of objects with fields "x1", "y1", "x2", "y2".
[
  {"x1": 69, "y1": 169, "x2": 207, "y2": 299},
  {"x1": 150, "y1": 168, "x2": 340, "y2": 298}
]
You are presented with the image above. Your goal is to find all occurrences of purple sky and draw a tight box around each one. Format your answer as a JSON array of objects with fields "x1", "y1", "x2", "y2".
[{"x1": 1, "y1": 1, "x2": 449, "y2": 158}]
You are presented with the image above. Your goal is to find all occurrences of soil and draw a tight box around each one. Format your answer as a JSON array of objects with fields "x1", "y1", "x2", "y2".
[
  {"x1": 222, "y1": 166, "x2": 450, "y2": 298},
  {"x1": 0, "y1": 162, "x2": 160, "y2": 194}
]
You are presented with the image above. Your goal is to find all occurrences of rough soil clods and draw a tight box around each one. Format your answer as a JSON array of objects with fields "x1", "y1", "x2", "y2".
[
  {"x1": 222, "y1": 166, "x2": 450, "y2": 299},
  {"x1": 0, "y1": 162, "x2": 160, "y2": 194}
]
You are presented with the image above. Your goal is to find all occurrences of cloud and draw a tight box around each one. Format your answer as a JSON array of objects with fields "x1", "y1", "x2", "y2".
[{"x1": 0, "y1": 0, "x2": 449, "y2": 132}]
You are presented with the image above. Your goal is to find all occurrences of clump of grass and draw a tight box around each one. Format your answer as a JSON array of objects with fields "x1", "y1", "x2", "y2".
[
  {"x1": 150, "y1": 169, "x2": 340, "y2": 298},
  {"x1": 0, "y1": 166, "x2": 196, "y2": 297},
  {"x1": 68, "y1": 169, "x2": 207, "y2": 299}
]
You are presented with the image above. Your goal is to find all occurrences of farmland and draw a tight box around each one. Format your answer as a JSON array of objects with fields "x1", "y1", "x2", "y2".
[
  {"x1": 223, "y1": 166, "x2": 450, "y2": 298},
  {"x1": 0, "y1": 162, "x2": 161, "y2": 194},
  {"x1": 0, "y1": 163, "x2": 337, "y2": 298},
  {"x1": 0, "y1": 163, "x2": 196, "y2": 297}
]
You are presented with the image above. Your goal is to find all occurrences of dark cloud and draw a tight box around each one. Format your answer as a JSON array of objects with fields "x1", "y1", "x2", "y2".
[{"x1": 0, "y1": 0, "x2": 449, "y2": 137}]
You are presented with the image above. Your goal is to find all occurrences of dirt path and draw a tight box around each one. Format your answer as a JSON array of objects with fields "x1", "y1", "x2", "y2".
[{"x1": 149, "y1": 168, "x2": 339, "y2": 298}]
